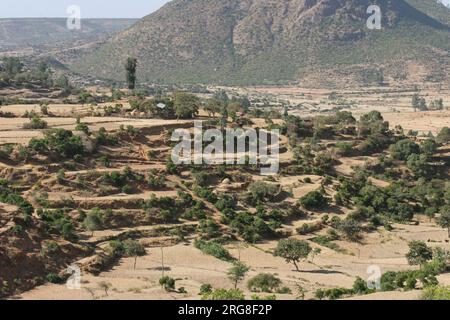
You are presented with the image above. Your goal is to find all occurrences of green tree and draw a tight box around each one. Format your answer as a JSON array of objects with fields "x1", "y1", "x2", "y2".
[
  {"x1": 437, "y1": 208, "x2": 450, "y2": 238},
  {"x1": 204, "y1": 98, "x2": 223, "y2": 118},
  {"x1": 338, "y1": 218, "x2": 362, "y2": 241},
  {"x1": 406, "y1": 241, "x2": 433, "y2": 267},
  {"x1": 83, "y1": 210, "x2": 103, "y2": 236},
  {"x1": 299, "y1": 191, "x2": 329, "y2": 210},
  {"x1": 173, "y1": 92, "x2": 200, "y2": 119},
  {"x1": 123, "y1": 239, "x2": 146, "y2": 270},
  {"x1": 3, "y1": 57, "x2": 23, "y2": 78},
  {"x1": 55, "y1": 75, "x2": 71, "y2": 94},
  {"x1": 420, "y1": 140, "x2": 438, "y2": 156},
  {"x1": 98, "y1": 281, "x2": 111, "y2": 296},
  {"x1": 78, "y1": 91, "x2": 91, "y2": 107},
  {"x1": 274, "y1": 239, "x2": 312, "y2": 271},
  {"x1": 125, "y1": 57, "x2": 138, "y2": 90},
  {"x1": 407, "y1": 154, "x2": 433, "y2": 179},
  {"x1": 227, "y1": 261, "x2": 250, "y2": 290},
  {"x1": 390, "y1": 139, "x2": 420, "y2": 161},
  {"x1": 436, "y1": 127, "x2": 450, "y2": 144}
]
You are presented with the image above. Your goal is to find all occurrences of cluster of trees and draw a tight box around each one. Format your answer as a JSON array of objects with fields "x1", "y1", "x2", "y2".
[
  {"x1": 108, "y1": 239, "x2": 146, "y2": 269},
  {"x1": 29, "y1": 129, "x2": 84, "y2": 159},
  {"x1": 204, "y1": 90, "x2": 251, "y2": 127},
  {"x1": 333, "y1": 173, "x2": 419, "y2": 227},
  {"x1": 0, "y1": 57, "x2": 71, "y2": 93},
  {"x1": 128, "y1": 92, "x2": 200, "y2": 119},
  {"x1": 37, "y1": 208, "x2": 76, "y2": 240},
  {"x1": 412, "y1": 94, "x2": 444, "y2": 112},
  {"x1": 0, "y1": 180, "x2": 34, "y2": 220},
  {"x1": 102, "y1": 166, "x2": 138, "y2": 194}
]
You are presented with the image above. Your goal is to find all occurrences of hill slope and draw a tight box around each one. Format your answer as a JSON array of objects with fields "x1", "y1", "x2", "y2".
[
  {"x1": 0, "y1": 18, "x2": 137, "y2": 53},
  {"x1": 66, "y1": 0, "x2": 450, "y2": 86}
]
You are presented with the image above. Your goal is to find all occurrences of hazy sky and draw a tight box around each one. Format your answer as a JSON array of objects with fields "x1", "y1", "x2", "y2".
[
  {"x1": 0, "y1": 0, "x2": 449, "y2": 18},
  {"x1": 0, "y1": 0, "x2": 171, "y2": 18}
]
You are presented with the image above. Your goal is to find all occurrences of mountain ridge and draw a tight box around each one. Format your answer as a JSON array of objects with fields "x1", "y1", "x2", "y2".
[{"x1": 65, "y1": 0, "x2": 450, "y2": 86}]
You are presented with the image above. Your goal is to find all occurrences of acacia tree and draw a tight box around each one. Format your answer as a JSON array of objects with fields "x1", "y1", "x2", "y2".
[
  {"x1": 98, "y1": 281, "x2": 111, "y2": 296},
  {"x1": 274, "y1": 239, "x2": 312, "y2": 272},
  {"x1": 124, "y1": 239, "x2": 146, "y2": 270},
  {"x1": 227, "y1": 261, "x2": 250, "y2": 290},
  {"x1": 173, "y1": 92, "x2": 200, "y2": 119},
  {"x1": 406, "y1": 241, "x2": 433, "y2": 268},
  {"x1": 125, "y1": 57, "x2": 138, "y2": 90},
  {"x1": 437, "y1": 208, "x2": 450, "y2": 238},
  {"x1": 83, "y1": 211, "x2": 103, "y2": 237}
]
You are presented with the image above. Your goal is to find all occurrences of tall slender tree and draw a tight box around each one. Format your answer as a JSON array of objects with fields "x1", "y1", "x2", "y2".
[{"x1": 125, "y1": 57, "x2": 138, "y2": 90}]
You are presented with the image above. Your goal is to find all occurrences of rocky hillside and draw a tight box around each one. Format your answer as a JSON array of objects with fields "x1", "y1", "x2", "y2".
[{"x1": 66, "y1": 0, "x2": 450, "y2": 86}]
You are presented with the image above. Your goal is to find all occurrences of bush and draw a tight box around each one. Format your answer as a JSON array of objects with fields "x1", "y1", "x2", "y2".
[
  {"x1": 299, "y1": 191, "x2": 329, "y2": 210},
  {"x1": 436, "y1": 127, "x2": 450, "y2": 144},
  {"x1": 202, "y1": 289, "x2": 245, "y2": 300},
  {"x1": 247, "y1": 274, "x2": 282, "y2": 293},
  {"x1": 296, "y1": 222, "x2": 323, "y2": 235},
  {"x1": 0, "y1": 180, "x2": 34, "y2": 218},
  {"x1": 194, "y1": 239, "x2": 234, "y2": 262},
  {"x1": 23, "y1": 116, "x2": 48, "y2": 129},
  {"x1": 46, "y1": 273, "x2": 64, "y2": 284},
  {"x1": 338, "y1": 218, "x2": 362, "y2": 241},
  {"x1": 29, "y1": 129, "x2": 84, "y2": 159},
  {"x1": 353, "y1": 277, "x2": 373, "y2": 295},
  {"x1": 147, "y1": 170, "x2": 166, "y2": 189},
  {"x1": 421, "y1": 285, "x2": 450, "y2": 300},
  {"x1": 247, "y1": 181, "x2": 279, "y2": 203},
  {"x1": 390, "y1": 139, "x2": 420, "y2": 161},
  {"x1": 159, "y1": 276, "x2": 176, "y2": 292},
  {"x1": 199, "y1": 284, "x2": 213, "y2": 295}
]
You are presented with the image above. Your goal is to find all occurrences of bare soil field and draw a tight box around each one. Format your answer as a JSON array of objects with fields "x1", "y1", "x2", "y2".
[
  {"x1": 16, "y1": 222, "x2": 449, "y2": 300},
  {"x1": 1, "y1": 85, "x2": 449, "y2": 301}
]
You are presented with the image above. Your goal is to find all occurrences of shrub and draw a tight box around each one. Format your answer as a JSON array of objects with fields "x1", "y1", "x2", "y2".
[
  {"x1": 75, "y1": 122, "x2": 90, "y2": 134},
  {"x1": 202, "y1": 289, "x2": 245, "y2": 300},
  {"x1": 421, "y1": 285, "x2": 450, "y2": 300},
  {"x1": 390, "y1": 139, "x2": 420, "y2": 161},
  {"x1": 29, "y1": 129, "x2": 84, "y2": 159},
  {"x1": 296, "y1": 222, "x2": 323, "y2": 235},
  {"x1": 338, "y1": 218, "x2": 362, "y2": 241},
  {"x1": 23, "y1": 116, "x2": 48, "y2": 129},
  {"x1": 108, "y1": 240, "x2": 125, "y2": 257},
  {"x1": 199, "y1": 284, "x2": 213, "y2": 295},
  {"x1": 46, "y1": 273, "x2": 64, "y2": 284},
  {"x1": 436, "y1": 127, "x2": 450, "y2": 144},
  {"x1": 159, "y1": 276, "x2": 176, "y2": 292},
  {"x1": 194, "y1": 239, "x2": 234, "y2": 262},
  {"x1": 147, "y1": 170, "x2": 166, "y2": 189},
  {"x1": 247, "y1": 274, "x2": 282, "y2": 293},
  {"x1": 299, "y1": 191, "x2": 329, "y2": 210},
  {"x1": 247, "y1": 181, "x2": 279, "y2": 203}
]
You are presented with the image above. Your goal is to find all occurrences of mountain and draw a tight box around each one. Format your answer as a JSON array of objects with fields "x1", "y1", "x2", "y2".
[
  {"x1": 65, "y1": 0, "x2": 450, "y2": 86},
  {"x1": 0, "y1": 18, "x2": 137, "y2": 53}
]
